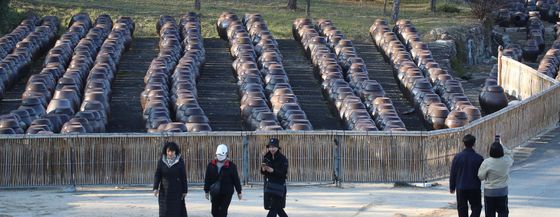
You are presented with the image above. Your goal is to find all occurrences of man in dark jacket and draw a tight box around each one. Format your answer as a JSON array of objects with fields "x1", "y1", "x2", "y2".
[
  {"x1": 261, "y1": 138, "x2": 289, "y2": 217},
  {"x1": 450, "y1": 134, "x2": 484, "y2": 217},
  {"x1": 204, "y1": 144, "x2": 242, "y2": 217}
]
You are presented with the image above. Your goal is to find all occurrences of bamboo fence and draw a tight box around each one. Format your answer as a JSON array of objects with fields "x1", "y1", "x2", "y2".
[{"x1": 1, "y1": 56, "x2": 559, "y2": 187}]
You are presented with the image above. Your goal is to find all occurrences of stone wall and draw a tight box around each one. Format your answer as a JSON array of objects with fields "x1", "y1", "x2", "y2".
[{"x1": 427, "y1": 23, "x2": 493, "y2": 65}]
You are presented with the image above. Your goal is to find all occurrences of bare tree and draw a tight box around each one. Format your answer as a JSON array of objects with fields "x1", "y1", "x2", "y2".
[
  {"x1": 392, "y1": 0, "x2": 400, "y2": 23},
  {"x1": 383, "y1": 0, "x2": 388, "y2": 16},
  {"x1": 306, "y1": 0, "x2": 311, "y2": 17},
  {"x1": 469, "y1": 0, "x2": 505, "y2": 21},
  {"x1": 430, "y1": 0, "x2": 436, "y2": 13},
  {"x1": 287, "y1": 0, "x2": 297, "y2": 10},
  {"x1": 194, "y1": 0, "x2": 201, "y2": 11}
]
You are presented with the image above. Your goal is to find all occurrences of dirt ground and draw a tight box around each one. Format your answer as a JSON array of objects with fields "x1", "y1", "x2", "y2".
[{"x1": 1, "y1": 127, "x2": 559, "y2": 217}]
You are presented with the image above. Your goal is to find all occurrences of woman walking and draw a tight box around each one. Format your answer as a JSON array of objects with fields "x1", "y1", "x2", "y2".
[
  {"x1": 153, "y1": 141, "x2": 188, "y2": 217},
  {"x1": 204, "y1": 144, "x2": 242, "y2": 217},
  {"x1": 261, "y1": 138, "x2": 289, "y2": 217},
  {"x1": 478, "y1": 138, "x2": 514, "y2": 217}
]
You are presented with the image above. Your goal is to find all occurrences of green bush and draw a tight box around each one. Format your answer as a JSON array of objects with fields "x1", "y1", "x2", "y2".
[
  {"x1": 0, "y1": 0, "x2": 19, "y2": 35},
  {"x1": 0, "y1": 0, "x2": 9, "y2": 31},
  {"x1": 437, "y1": 4, "x2": 460, "y2": 13}
]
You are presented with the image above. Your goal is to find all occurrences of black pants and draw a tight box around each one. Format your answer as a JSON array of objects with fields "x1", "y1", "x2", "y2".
[
  {"x1": 267, "y1": 208, "x2": 288, "y2": 217},
  {"x1": 456, "y1": 189, "x2": 482, "y2": 217},
  {"x1": 211, "y1": 194, "x2": 233, "y2": 217},
  {"x1": 484, "y1": 196, "x2": 509, "y2": 217}
]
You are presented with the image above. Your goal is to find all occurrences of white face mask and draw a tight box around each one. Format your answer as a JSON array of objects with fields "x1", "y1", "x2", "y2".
[{"x1": 217, "y1": 154, "x2": 226, "y2": 161}]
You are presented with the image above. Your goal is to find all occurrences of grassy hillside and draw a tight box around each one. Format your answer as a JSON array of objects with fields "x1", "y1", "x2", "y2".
[{"x1": 9, "y1": 0, "x2": 475, "y2": 41}]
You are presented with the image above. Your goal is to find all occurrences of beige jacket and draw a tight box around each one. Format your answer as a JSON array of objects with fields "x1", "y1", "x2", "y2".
[{"x1": 478, "y1": 145, "x2": 514, "y2": 189}]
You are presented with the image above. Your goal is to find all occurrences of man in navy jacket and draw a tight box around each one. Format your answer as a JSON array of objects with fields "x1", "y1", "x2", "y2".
[{"x1": 450, "y1": 134, "x2": 484, "y2": 217}]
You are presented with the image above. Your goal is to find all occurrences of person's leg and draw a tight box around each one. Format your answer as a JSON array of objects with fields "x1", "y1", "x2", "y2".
[
  {"x1": 468, "y1": 189, "x2": 482, "y2": 217},
  {"x1": 211, "y1": 196, "x2": 220, "y2": 217},
  {"x1": 277, "y1": 208, "x2": 288, "y2": 217},
  {"x1": 220, "y1": 194, "x2": 233, "y2": 217},
  {"x1": 485, "y1": 196, "x2": 497, "y2": 217},
  {"x1": 456, "y1": 190, "x2": 469, "y2": 217},
  {"x1": 496, "y1": 196, "x2": 509, "y2": 217},
  {"x1": 267, "y1": 208, "x2": 278, "y2": 217}
]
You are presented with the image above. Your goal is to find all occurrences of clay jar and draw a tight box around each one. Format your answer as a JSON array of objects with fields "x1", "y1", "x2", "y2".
[
  {"x1": 523, "y1": 39, "x2": 541, "y2": 62},
  {"x1": 511, "y1": 11, "x2": 528, "y2": 27},
  {"x1": 496, "y1": 9, "x2": 511, "y2": 27},
  {"x1": 427, "y1": 103, "x2": 449, "y2": 130},
  {"x1": 445, "y1": 110, "x2": 469, "y2": 128},
  {"x1": 479, "y1": 85, "x2": 508, "y2": 114}
]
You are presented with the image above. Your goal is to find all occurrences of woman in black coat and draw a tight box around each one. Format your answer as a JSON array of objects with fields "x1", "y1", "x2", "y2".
[
  {"x1": 261, "y1": 138, "x2": 289, "y2": 217},
  {"x1": 153, "y1": 142, "x2": 188, "y2": 217},
  {"x1": 204, "y1": 144, "x2": 242, "y2": 217}
]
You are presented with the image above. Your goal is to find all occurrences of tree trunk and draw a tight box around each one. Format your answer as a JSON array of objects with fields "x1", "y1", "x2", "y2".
[
  {"x1": 383, "y1": 0, "x2": 388, "y2": 16},
  {"x1": 306, "y1": 0, "x2": 311, "y2": 17},
  {"x1": 287, "y1": 0, "x2": 297, "y2": 10},
  {"x1": 430, "y1": 0, "x2": 436, "y2": 13},
  {"x1": 392, "y1": 0, "x2": 400, "y2": 23},
  {"x1": 194, "y1": 0, "x2": 201, "y2": 10}
]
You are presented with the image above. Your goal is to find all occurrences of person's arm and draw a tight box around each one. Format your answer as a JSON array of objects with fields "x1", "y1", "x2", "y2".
[
  {"x1": 180, "y1": 159, "x2": 188, "y2": 194},
  {"x1": 203, "y1": 163, "x2": 212, "y2": 193},
  {"x1": 502, "y1": 144, "x2": 514, "y2": 166},
  {"x1": 478, "y1": 160, "x2": 488, "y2": 181},
  {"x1": 269, "y1": 157, "x2": 288, "y2": 179},
  {"x1": 232, "y1": 163, "x2": 242, "y2": 195},
  {"x1": 153, "y1": 160, "x2": 162, "y2": 191},
  {"x1": 260, "y1": 155, "x2": 269, "y2": 175},
  {"x1": 449, "y1": 155, "x2": 458, "y2": 193}
]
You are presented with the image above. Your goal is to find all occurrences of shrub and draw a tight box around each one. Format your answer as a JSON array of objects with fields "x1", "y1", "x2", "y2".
[
  {"x1": 437, "y1": 4, "x2": 460, "y2": 13},
  {"x1": 0, "y1": 0, "x2": 9, "y2": 30},
  {"x1": 469, "y1": 0, "x2": 506, "y2": 21}
]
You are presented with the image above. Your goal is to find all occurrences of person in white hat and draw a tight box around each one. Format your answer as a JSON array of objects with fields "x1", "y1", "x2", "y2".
[{"x1": 204, "y1": 144, "x2": 242, "y2": 217}]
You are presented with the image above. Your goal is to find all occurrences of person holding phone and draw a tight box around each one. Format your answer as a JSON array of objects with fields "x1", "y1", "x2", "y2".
[
  {"x1": 478, "y1": 136, "x2": 514, "y2": 217},
  {"x1": 261, "y1": 138, "x2": 289, "y2": 217}
]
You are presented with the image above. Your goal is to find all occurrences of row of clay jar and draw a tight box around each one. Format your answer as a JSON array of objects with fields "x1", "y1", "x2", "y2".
[
  {"x1": 219, "y1": 12, "x2": 306, "y2": 131},
  {"x1": 219, "y1": 12, "x2": 284, "y2": 131},
  {"x1": 0, "y1": 16, "x2": 60, "y2": 134},
  {"x1": 393, "y1": 19, "x2": 481, "y2": 124},
  {"x1": 165, "y1": 13, "x2": 211, "y2": 132},
  {"x1": 14, "y1": 14, "x2": 92, "y2": 134},
  {"x1": 142, "y1": 14, "x2": 211, "y2": 133},
  {"x1": 243, "y1": 13, "x2": 312, "y2": 131},
  {"x1": 293, "y1": 18, "x2": 379, "y2": 131},
  {"x1": 315, "y1": 18, "x2": 407, "y2": 131},
  {"x1": 370, "y1": 19, "x2": 472, "y2": 129},
  {"x1": 34, "y1": 14, "x2": 112, "y2": 134},
  {"x1": 56, "y1": 16, "x2": 134, "y2": 133}
]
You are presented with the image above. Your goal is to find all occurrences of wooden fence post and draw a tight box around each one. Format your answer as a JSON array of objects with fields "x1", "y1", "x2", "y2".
[
  {"x1": 333, "y1": 136, "x2": 342, "y2": 187},
  {"x1": 242, "y1": 135, "x2": 249, "y2": 185},
  {"x1": 498, "y1": 45, "x2": 503, "y2": 86}
]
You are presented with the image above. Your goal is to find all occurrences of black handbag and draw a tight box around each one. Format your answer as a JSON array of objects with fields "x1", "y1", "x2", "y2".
[
  {"x1": 264, "y1": 180, "x2": 285, "y2": 197},
  {"x1": 209, "y1": 169, "x2": 222, "y2": 198}
]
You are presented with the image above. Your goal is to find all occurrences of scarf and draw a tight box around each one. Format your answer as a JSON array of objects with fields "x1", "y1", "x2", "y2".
[{"x1": 162, "y1": 154, "x2": 181, "y2": 168}]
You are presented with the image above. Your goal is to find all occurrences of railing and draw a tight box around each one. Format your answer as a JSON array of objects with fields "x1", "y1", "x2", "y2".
[{"x1": 1, "y1": 52, "x2": 559, "y2": 187}]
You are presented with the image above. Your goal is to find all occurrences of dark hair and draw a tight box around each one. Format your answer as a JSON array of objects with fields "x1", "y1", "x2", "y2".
[
  {"x1": 489, "y1": 142, "x2": 504, "y2": 158},
  {"x1": 462, "y1": 134, "x2": 476, "y2": 148},
  {"x1": 162, "y1": 141, "x2": 180, "y2": 155}
]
